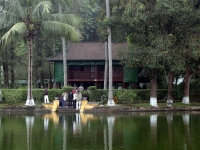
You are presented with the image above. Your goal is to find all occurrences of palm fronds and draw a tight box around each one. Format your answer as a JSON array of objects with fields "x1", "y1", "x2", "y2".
[
  {"x1": 1, "y1": 22, "x2": 26, "y2": 43},
  {"x1": 41, "y1": 21, "x2": 82, "y2": 41}
]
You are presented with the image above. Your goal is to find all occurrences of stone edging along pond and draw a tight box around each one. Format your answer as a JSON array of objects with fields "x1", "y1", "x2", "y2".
[{"x1": 0, "y1": 105, "x2": 200, "y2": 113}]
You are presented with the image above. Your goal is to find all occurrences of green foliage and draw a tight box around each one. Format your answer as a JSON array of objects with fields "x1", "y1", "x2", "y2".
[
  {"x1": 116, "y1": 90, "x2": 137, "y2": 104},
  {"x1": 82, "y1": 90, "x2": 89, "y2": 97},
  {"x1": 1, "y1": 87, "x2": 200, "y2": 104},
  {"x1": 0, "y1": 88, "x2": 63, "y2": 104},
  {"x1": 88, "y1": 86, "x2": 96, "y2": 91},
  {"x1": 62, "y1": 86, "x2": 73, "y2": 93},
  {"x1": 89, "y1": 86, "x2": 101, "y2": 102},
  {"x1": 136, "y1": 89, "x2": 150, "y2": 101},
  {"x1": 68, "y1": 0, "x2": 100, "y2": 41},
  {"x1": 2, "y1": 89, "x2": 26, "y2": 104}
]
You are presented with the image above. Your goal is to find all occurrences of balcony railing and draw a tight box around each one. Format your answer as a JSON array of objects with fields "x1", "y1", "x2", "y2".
[{"x1": 69, "y1": 71, "x2": 123, "y2": 80}]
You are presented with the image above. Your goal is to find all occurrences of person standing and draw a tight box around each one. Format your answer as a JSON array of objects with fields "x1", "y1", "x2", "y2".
[
  {"x1": 62, "y1": 91, "x2": 68, "y2": 107},
  {"x1": 44, "y1": 87, "x2": 49, "y2": 103},
  {"x1": 76, "y1": 90, "x2": 82, "y2": 110},
  {"x1": 68, "y1": 90, "x2": 73, "y2": 107},
  {"x1": 78, "y1": 84, "x2": 84, "y2": 92},
  {"x1": 73, "y1": 90, "x2": 77, "y2": 109}
]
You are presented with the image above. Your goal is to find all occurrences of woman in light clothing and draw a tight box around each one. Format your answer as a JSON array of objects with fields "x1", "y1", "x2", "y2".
[
  {"x1": 62, "y1": 91, "x2": 68, "y2": 107},
  {"x1": 73, "y1": 90, "x2": 82, "y2": 110}
]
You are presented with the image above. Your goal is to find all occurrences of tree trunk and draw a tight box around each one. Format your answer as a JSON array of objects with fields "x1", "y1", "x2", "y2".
[
  {"x1": 49, "y1": 62, "x2": 53, "y2": 89},
  {"x1": 25, "y1": 38, "x2": 35, "y2": 106},
  {"x1": 62, "y1": 38, "x2": 67, "y2": 86},
  {"x1": 106, "y1": 0, "x2": 115, "y2": 106},
  {"x1": 167, "y1": 71, "x2": 174, "y2": 104},
  {"x1": 150, "y1": 70, "x2": 157, "y2": 107},
  {"x1": 104, "y1": 42, "x2": 108, "y2": 90},
  {"x1": 58, "y1": 3, "x2": 68, "y2": 87},
  {"x1": 182, "y1": 65, "x2": 193, "y2": 104},
  {"x1": 2, "y1": 48, "x2": 9, "y2": 88},
  {"x1": 10, "y1": 46, "x2": 15, "y2": 88}
]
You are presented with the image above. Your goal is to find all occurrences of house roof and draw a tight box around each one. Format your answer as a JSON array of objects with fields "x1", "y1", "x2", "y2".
[{"x1": 47, "y1": 42, "x2": 128, "y2": 61}]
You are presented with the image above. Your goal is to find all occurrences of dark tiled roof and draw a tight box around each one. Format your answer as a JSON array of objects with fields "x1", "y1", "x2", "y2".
[{"x1": 47, "y1": 42, "x2": 128, "y2": 61}]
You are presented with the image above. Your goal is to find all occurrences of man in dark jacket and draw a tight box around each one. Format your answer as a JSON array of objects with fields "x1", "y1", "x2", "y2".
[{"x1": 68, "y1": 90, "x2": 73, "y2": 107}]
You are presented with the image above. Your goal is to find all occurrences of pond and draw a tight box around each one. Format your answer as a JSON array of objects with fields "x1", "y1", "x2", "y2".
[{"x1": 0, "y1": 111, "x2": 200, "y2": 150}]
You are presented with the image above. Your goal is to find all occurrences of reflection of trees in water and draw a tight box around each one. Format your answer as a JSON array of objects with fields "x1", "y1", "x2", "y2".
[
  {"x1": 166, "y1": 114, "x2": 173, "y2": 148},
  {"x1": 104, "y1": 126, "x2": 108, "y2": 150},
  {"x1": 150, "y1": 114, "x2": 158, "y2": 150},
  {"x1": 62, "y1": 116, "x2": 67, "y2": 150},
  {"x1": 182, "y1": 114, "x2": 192, "y2": 150},
  {"x1": 26, "y1": 116, "x2": 34, "y2": 150},
  {"x1": 106, "y1": 116, "x2": 115, "y2": 150}
]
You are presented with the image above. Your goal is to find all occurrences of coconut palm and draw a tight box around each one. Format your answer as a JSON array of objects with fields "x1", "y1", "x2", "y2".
[
  {"x1": 105, "y1": 0, "x2": 115, "y2": 106},
  {"x1": 0, "y1": 0, "x2": 81, "y2": 106}
]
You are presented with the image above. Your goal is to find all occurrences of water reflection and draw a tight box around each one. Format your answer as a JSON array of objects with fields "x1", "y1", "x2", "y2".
[
  {"x1": 150, "y1": 114, "x2": 158, "y2": 149},
  {"x1": 166, "y1": 113, "x2": 173, "y2": 147},
  {"x1": 182, "y1": 114, "x2": 192, "y2": 150},
  {"x1": 73, "y1": 113, "x2": 81, "y2": 135},
  {"x1": 44, "y1": 117, "x2": 49, "y2": 131},
  {"x1": 43, "y1": 112, "x2": 59, "y2": 125},
  {"x1": 26, "y1": 116, "x2": 34, "y2": 150},
  {"x1": 0, "y1": 112, "x2": 200, "y2": 150},
  {"x1": 62, "y1": 116, "x2": 67, "y2": 150},
  {"x1": 107, "y1": 116, "x2": 115, "y2": 150}
]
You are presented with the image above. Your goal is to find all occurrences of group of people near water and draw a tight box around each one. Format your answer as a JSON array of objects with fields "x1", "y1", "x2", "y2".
[
  {"x1": 43, "y1": 84, "x2": 87, "y2": 110},
  {"x1": 59, "y1": 84, "x2": 85, "y2": 110}
]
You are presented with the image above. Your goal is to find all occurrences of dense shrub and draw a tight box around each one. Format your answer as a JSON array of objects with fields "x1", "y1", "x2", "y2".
[
  {"x1": 62, "y1": 86, "x2": 73, "y2": 93},
  {"x1": 0, "y1": 88, "x2": 63, "y2": 104},
  {"x1": 116, "y1": 90, "x2": 137, "y2": 104},
  {"x1": 0, "y1": 84, "x2": 200, "y2": 104},
  {"x1": 1, "y1": 89, "x2": 26, "y2": 104}
]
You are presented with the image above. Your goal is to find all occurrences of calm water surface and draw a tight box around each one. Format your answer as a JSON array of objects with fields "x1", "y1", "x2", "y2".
[{"x1": 0, "y1": 111, "x2": 200, "y2": 150}]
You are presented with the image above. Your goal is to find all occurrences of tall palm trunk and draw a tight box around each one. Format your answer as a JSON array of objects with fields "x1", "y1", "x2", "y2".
[
  {"x1": 106, "y1": 0, "x2": 115, "y2": 106},
  {"x1": 104, "y1": 42, "x2": 108, "y2": 90},
  {"x1": 25, "y1": 38, "x2": 35, "y2": 106},
  {"x1": 58, "y1": 3, "x2": 68, "y2": 87}
]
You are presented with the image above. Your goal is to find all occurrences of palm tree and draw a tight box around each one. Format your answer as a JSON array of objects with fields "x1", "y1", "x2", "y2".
[
  {"x1": 56, "y1": 0, "x2": 71, "y2": 87},
  {"x1": 0, "y1": 0, "x2": 81, "y2": 106},
  {"x1": 106, "y1": 0, "x2": 115, "y2": 106},
  {"x1": 104, "y1": 41, "x2": 108, "y2": 90}
]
